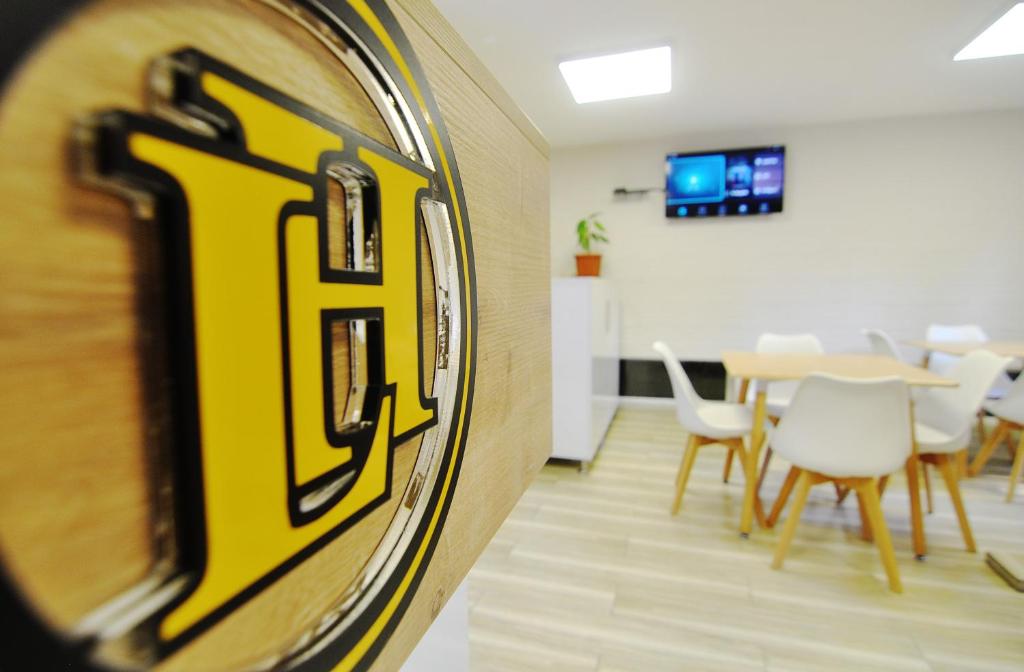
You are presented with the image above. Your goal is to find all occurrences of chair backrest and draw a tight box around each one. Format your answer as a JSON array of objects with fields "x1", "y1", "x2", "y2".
[
  {"x1": 749, "y1": 333, "x2": 824, "y2": 403},
  {"x1": 925, "y1": 324, "x2": 989, "y2": 375},
  {"x1": 862, "y1": 328, "x2": 903, "y2": 362},
  {"x1": 756, "y1": 333, "x2": 825, "y2": 355},
  {"x1": 653, "y1": 341, "x2": 709, "y2": 434},
  {"x1": 771, "y1": 374, "x2": 911, "y2": 478},
  {"x1": 926, "y1": 324, "x2": 989, "y2": 342},
  {"x1": 989, "y1": 374, "x2": 1024, "y2": 425},
  {"x1": 915, "y1": 349, "x2": 1012, "y2": 437}
]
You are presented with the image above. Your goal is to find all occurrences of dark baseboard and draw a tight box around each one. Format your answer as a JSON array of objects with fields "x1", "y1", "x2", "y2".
[{"x1": 619, "y1": 359, "x2": 726, "y2": 401}]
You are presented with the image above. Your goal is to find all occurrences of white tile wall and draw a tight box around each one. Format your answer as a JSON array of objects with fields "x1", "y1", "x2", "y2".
[{"x1": 549, "y1": 110, "x2": 1024, "y2": 360}]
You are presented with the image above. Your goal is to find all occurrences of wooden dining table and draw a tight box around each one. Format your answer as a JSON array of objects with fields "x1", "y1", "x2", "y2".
[
  {"x1": 721, "y1": 351, "x2": 956, "y2": 558},
  {"x1": 902, "y1": 339, "x2": 1024, "y2": 359}
]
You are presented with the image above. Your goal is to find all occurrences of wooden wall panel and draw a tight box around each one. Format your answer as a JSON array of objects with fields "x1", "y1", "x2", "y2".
[
  {"x1": 0, "y1": 0, "x2": 549, "y2": 668},
  {"x1": 373, "y1": 1, "x2": 552, "y2": 668}
]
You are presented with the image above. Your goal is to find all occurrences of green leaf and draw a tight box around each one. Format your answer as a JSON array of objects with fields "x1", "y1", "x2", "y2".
[{"x1": 575, "y1": 212, "x2": 610, "y2": 251}]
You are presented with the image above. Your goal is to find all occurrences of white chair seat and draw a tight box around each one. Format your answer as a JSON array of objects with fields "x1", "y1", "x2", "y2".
[
  {"x1": 983, "y1": 400, "x2": 1010, "y2": 421},
  {"x1": 697, "y1": 401, "x2": 756, "y2": 439},
  {"x1": 914, "y1": 422, "x2": 969, "y2": 455},
  {"x1": 985, "y1": 382, "x2": 1024, "y2": 425},
  {"x1": 654, "y1": 341, "x2": 754, "y2": 440}
]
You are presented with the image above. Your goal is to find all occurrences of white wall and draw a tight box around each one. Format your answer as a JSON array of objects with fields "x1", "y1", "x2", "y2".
[
  {"x1": 549, "y1": 110, "x2": 1024, "y2": 361},
  {"x1": 401, "y1": 580, "x2": 468, "y2": 672}
]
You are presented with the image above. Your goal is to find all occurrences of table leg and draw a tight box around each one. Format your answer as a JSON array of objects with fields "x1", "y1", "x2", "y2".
[
  {"x1": 740, "y1": 384, "x2": 767, "y2": 537},
  {"x1": 907, "y1": 400, "x2": 927, "y2": 559}
]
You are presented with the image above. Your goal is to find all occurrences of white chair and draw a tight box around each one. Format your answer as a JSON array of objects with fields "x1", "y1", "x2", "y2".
[
  {"x1": 969, "y1": 374, "x2": 1024, "y2": 501},
  {"x1": 925, "y1": 324, "x2": 1012, "y2": 398},
  {"x1": 862, "y1": 328, "x2": 904, "y2": 362},
  {"x1": 859, "y1": 327, "x2": 940, "y2": 509},
  {"x1": 730, "y1": 333, "x2": 824, "y2": 489},
  {"x1": 769, "y1": 374, "x2": 911, "y2": 593},
  {"x1": 654, "y1": 341, "x2": 760, "y2": 514},
  {"x1": 924, "y1": 324, "x2": 1013, "y2": 450},
  {"x1": 925, "y1": 324, "x2": 989, "y2": 375},
  {"x1": 912, "y1": 350, "x2": 1012, "y2": 550},
  {"x1": 747, "y1": 333, "x2": 826, "y2": 415}
]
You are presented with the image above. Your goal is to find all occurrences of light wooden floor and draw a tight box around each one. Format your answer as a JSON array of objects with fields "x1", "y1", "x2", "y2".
[{"x1": 468, "y1": 406, "x2": 1024, "y2": 672}]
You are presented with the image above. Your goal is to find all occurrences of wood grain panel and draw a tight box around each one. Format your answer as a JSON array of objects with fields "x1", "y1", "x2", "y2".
[
  {"x1": 0, "y1": 0, "x2": 550, "y2": 668},
  {"x1": 0, "y1": 0, "x2": 427, "y2": 657},
  {"x1": 366, "y1": 3, "x2": 552, "y2": 669}
]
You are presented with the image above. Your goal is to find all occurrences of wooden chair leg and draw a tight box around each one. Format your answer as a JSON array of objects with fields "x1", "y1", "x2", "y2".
[
  {"x1": 956, "y1": 450, "x2": 969, "y2": 480},
  {"x1": 755, "y1": 446, "x2": 774, "y2": 494},
  {"x1": 767, "y1": 466, "x2": 799, "y2": 528},
  {"x1": 722, "y1": 448, "x2": 735, "y2": 483},
  {"x1": 970, "y1": 420, "x2": 1008, "y2": 477},
  {"x1": 878, "y1": 475, "x2": 890, "y2": 497},
  {"x1": 772, "y1": 470, "x2": 812, "y2": 570},
  {"x1": 976, "y1": 409, "x2": 986, "y2": 445},
  {"x1": 922, "y1": 463, "x2": 934, "y2": 514},
  {"x1": 857, "y1": 480, "x2": 903, "y2": 593},
  {"x1": 856, "y1": 490, "x2": 873, "y2": 542},
  {"x1": 905, "y1": 455, "x2": 926, "y2": 559},
  {"x1": 729, "y1": 438, "x2": 749, "y2": 471},
  {"x1": 1007, "y1": 430, "x2": 1024, "y2": 503},
  {"x1": 672, "y1": 435, "x2": 701, "y2": 515},
  {"x1": 935, "y1": 454, "x2": 976, "y2": 552},
  {"x1": 834, "y1": 486, "x2": 851, "y2": 506}
]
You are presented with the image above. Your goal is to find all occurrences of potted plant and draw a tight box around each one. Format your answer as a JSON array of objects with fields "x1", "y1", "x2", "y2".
[{"x1": 575, "y1": 212, "x2": 609, "y2": 277}]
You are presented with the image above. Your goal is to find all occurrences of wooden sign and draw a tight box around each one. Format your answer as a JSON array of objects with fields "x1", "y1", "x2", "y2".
[{"x1": 0, "y1": 0, "x2": 551, "y2": 669}]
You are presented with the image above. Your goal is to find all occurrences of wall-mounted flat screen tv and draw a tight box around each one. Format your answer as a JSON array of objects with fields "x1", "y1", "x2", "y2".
[{"x1": 665, "y1": 145, "x2": 785, "y2": 218}]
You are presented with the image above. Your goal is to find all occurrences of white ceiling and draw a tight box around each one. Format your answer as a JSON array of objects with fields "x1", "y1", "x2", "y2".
[{"x1": 431, "y1": 0, "x2": 1024, "y2": 148}]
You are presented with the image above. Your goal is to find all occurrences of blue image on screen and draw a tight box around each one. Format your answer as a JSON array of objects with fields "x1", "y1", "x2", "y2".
[
  {"x1": 666, "y1": 154, "x2": 726, "y2": 204},
  {"x1": 726, "y1": 157, "x2": 752, "y2": 197}
]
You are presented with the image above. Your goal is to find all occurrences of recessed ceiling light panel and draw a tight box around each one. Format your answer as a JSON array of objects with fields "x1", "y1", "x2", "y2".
[
  {"x1": 954, "y1": 2, "x2": 1024, "y2": 61},
  {"x1": 558, "y1": 46, "x2": 672, "y2": 104}
]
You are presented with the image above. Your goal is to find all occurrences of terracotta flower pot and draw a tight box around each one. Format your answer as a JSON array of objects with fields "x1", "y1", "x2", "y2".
[{"x1": 575, "y1": 254, "x2": 602, "y2": 277}]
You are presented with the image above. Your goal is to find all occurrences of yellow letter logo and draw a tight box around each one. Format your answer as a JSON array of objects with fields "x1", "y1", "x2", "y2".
[
  {"x1": 88, "y1": 49, "x2": 437, "y2": 640},
  {"x1": 63, "y1": 33, "x2": 475, "y2": 671}
]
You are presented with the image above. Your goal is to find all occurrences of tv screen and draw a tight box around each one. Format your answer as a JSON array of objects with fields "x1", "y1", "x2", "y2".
[{"x1": 665, "y1": 145, "x2": 785, "y2": 218}]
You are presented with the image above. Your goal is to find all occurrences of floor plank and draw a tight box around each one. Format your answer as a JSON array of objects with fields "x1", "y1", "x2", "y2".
[{"x1": 469, "y1": 407, "x2": 1024, "y2": 672}]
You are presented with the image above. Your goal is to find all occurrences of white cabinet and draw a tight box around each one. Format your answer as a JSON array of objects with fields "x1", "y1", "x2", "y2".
[{"x1": 551, "y1": 278, "x2": 620, "y2": 465}]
